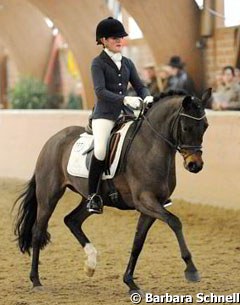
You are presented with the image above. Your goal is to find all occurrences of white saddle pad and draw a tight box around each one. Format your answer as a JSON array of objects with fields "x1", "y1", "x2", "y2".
[{"x1": 67, "y1": 121, "x2": 133, "y2": 179}]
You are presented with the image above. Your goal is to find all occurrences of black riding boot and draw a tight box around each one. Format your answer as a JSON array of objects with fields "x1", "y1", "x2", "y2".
[{"x1": 86, "y1": 155, "x2": 105, "y2": 214}]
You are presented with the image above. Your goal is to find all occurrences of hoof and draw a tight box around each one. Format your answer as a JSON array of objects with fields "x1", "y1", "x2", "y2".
[
  {"x1": 129, "y1": 289, "x2": 144, "y2": 303},
  {"x1": 83, "y1": 244, "x2": 97, "y2": 277},
  {"x1": 185, "y1": 270, "x2": 201, "y2": 282},
  {"x1": 32, "y1": 285, "x2": 44, "y2": 292},
  {"x1": 84, "y1": 262, "x2": 95, "y2": 277},
  {"x1": 129, "y1": 289, "x2": 144, "y2": 296}
]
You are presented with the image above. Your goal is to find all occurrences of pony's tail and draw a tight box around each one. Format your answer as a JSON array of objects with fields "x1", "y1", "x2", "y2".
[{"x1": 13, "y1": 175, "x2": 50, "y2": 255}]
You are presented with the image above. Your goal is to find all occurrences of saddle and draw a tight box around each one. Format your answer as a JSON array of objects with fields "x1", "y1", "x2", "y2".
[{"x1": 84, "y1": 114, "x2": 135, "y2": 172}]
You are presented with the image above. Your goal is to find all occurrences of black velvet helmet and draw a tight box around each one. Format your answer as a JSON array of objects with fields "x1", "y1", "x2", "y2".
[{"x1": 96, "y1": 17, "x2": 128, "y2": 44}]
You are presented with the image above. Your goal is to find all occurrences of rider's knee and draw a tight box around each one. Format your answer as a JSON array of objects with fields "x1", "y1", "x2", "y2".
[{"x1": 94, "y1": 147, "x2": 106, "y2": 161}]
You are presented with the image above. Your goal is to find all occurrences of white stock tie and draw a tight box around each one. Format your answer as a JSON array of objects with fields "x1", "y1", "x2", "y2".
[{"x1": 111, "y1": 53, "x2": 122, "y2": 70}]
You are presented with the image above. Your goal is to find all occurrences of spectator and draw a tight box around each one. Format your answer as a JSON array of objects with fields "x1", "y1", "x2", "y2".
[
  {"x1": 157, "y1": 65, "x2": 171, "y2": 92},
  {"x1": 165, "y1": 56, "x2": 196, "y2": 95},
  {"x1": 143, "y1": 64, "x2": 160, "y2": 96},
  {"x1": 206, "y1": 71, "x2": 224, "y2": 109},
  {"x1": 212, "y1": 71, "x2": 224, "y2": 92},
  {"x1": 212, "y1": 66, "x2": 240, "y2": 111},
  {"x1": 234, "y1": 67, "x2": 240, "y2": 85}
]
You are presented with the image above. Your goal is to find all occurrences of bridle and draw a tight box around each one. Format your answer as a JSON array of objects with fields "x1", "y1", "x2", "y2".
[{"x1": 142, "y1": 105, "x2": 206, "y2": 157}]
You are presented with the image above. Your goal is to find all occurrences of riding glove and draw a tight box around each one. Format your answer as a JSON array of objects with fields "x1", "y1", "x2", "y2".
[
  {"x1": 144, "y1": 95, "x2": 154, "y2": 105},
  {"x1": 123, "y1": 96, "x2": 142, "y2": 109}
]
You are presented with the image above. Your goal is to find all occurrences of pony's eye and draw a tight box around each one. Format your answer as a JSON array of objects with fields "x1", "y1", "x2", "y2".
[{"x1": 183, "y1": 126, "x2": 192, "y2": 132}]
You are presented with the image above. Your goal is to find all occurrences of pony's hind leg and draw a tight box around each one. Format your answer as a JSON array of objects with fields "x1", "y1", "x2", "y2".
[
  {"x1": 30, "y1": 186, "x2": 65, "y2": 288},
  {"x1": 64, "y1": 199, "x2": 97, "y2": 277},
  {"x1": 124, "y1": 213, "x2": 155, "y2": 294}
]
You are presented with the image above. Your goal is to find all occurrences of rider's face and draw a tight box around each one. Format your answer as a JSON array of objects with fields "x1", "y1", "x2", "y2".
[{"x1": 102, "y1": 37, "x2": 124, "y2": 53}]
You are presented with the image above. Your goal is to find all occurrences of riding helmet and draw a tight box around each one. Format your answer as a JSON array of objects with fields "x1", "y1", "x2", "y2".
[{"x1": 96, "y1": 17, "x2": 128, "y2": 44}]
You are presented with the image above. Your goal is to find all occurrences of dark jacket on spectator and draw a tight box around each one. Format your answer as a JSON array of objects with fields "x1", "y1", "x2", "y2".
[{"x1": 167, "y1": 70, "x2": 196, "y2": 96}]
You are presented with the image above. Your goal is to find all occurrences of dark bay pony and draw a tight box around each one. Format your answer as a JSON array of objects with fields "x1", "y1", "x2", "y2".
[{"x1": 14, "y1": 89, "x2": 211, "y2": 294}]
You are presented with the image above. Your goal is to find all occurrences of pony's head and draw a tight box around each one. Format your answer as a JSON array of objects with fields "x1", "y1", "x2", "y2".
[{"x1": 178, "y1": 88, "x2": 211, "y2": 173}]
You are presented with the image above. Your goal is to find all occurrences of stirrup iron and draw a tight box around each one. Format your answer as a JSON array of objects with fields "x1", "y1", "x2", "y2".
[{"x1": 86, "y1": 194, "x2": 103, "y2": 214}]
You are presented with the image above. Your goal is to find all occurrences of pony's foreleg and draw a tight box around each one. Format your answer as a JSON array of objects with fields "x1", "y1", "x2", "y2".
[
  {"x1": 166, "y1": 213, "x2": 200, "y2": 282},
  {"x1": 137, "y1": 192, "x2": 200, "y2": 282},
  {"x1": 64, "y1": 199, "x2": 97, "y2": 277},
  {"x1": 123, "y1": 213, "x2": 155, "y2": 294}
]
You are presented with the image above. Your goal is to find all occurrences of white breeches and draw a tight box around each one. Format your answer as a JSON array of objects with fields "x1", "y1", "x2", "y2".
[{"x1": 92, "y1": 119, "x2": 115, "y2": 161}]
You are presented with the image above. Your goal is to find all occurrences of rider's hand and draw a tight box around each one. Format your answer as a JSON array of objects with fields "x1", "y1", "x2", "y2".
[
  {"x1": 144, "y1": 95, "x2": 154, "y2": 105},
  {"x1": 123, "y1": 96, "x2": 142, "y2": 109}
]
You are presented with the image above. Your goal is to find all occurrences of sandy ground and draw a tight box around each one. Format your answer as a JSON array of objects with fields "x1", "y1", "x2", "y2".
[{"x1": 0, "y1": 178, "x2": 240, "y2": 305}]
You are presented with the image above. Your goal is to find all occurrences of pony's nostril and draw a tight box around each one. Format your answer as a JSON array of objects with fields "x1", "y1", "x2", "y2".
[
  {"x1": 188, "y1": 162, "x2": 195, "y2": 170},
  {"x1": 188, "y1": 161, "x2": 203, "y2": 173}
]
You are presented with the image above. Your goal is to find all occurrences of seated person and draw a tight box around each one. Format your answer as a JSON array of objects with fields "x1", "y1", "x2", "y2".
[
  {"x1": 157, "y1": 65, "x2": 171, "y2": 92},
  {"x1": 234, "y1": 67, "x2": 240, "y2": 85},
  {"x1": 212, "y1": 66, "x2": 240, "y2": 110},
  {"x1": 142, "y1": 64, "x2": 160, "y2": 96},
  {"x1": 212, "y1": 71, "x2": 224, "y2": 92}
]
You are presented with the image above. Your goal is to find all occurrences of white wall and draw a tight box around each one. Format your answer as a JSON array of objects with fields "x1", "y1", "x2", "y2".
[
  {"x1": 0, "y1": 110, "x2": 90, "y2": 179},
  {"x1": 0, "y1": 110, "x2": 239, "y2": 210},
  {"x1": 174, "y1": 111, "x2": 240, "y2": 210}
]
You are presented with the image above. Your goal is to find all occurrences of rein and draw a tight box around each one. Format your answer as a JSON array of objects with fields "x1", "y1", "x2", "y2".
[{"x1": 142, "y1": 106, "x2": 206, "y2": 154}]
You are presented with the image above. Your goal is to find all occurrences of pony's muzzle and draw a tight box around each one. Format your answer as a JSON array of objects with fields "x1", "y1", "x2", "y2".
[
  {"x1": 187, "y1": 160, "x2": 203, "y2": 173},
  {"x1": 182, "y1": 150, "x2": 204, "y2": 173}
]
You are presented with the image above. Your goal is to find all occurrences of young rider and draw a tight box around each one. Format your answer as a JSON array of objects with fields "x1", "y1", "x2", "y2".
[{"x1": 86, "y1": 17, "x2": 154, "y2": 214}]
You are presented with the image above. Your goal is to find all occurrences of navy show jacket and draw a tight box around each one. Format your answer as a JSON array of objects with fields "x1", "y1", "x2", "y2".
[{"x1": 91, "y1": 50, "x2": 150, "y2": 120}]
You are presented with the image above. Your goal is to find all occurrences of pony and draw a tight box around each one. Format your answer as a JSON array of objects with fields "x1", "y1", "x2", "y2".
[{"x1": 14, "y1": 89, "x2": 211, "y2": 295}]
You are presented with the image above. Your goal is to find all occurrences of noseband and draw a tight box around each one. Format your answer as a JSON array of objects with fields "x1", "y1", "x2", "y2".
[{"x1": 143, "y1": 106, "x2": 206, "y2": 154}]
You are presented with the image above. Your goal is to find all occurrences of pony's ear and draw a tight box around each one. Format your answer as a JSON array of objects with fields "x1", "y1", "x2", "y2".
[
  {"x1": 201, "y1": 88, "x2": 212, "y2": 108},
  {"x1": 182, "y1": 96, "x2": 192, "y2": 111}
]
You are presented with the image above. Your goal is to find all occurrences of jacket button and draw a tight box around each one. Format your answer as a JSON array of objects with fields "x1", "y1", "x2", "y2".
[
  {"x1": 118, "y1": 83, "x2": 122, "y2": 86},
  {"x1": 118, "y1": 74, "x2": 121, "y2": 77},
  {"x1": 119, "y1": 91, "x2": 122, "y2": 94}
]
